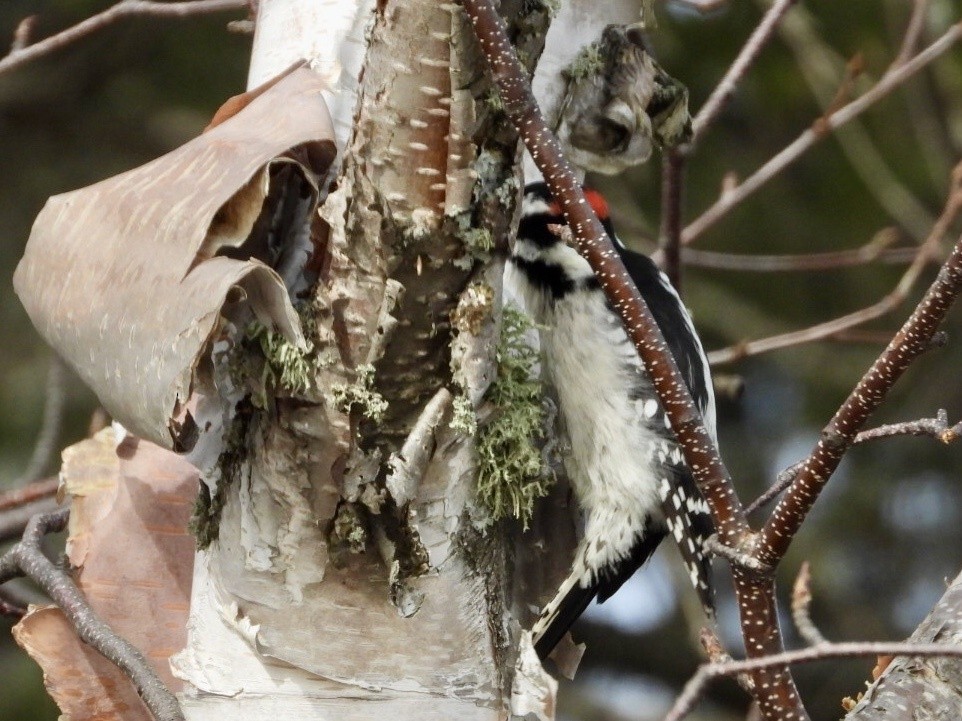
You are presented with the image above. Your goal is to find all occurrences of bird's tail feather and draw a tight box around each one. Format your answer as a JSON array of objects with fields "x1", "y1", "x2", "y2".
[{"x1": 531, "y1": 572, "x2": 597, "y2": 660}]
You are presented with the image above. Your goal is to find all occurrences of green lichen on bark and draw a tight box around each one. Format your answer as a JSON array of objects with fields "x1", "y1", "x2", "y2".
[
  {"x1": 566, "y1": 41, "x2": 604, "y2": 81},
  {"x1": 475, "y1": 307, "x2": 551, "y2": 528},
  {"x1": 246, "y1": 322, "x2": 315, "y2": 396},
  {"x1": 331, "y1": 364, "x2": 389, "y2": 423},
  {"x1": 450, "y1": 393, "x2": 479, "y2": 436}
]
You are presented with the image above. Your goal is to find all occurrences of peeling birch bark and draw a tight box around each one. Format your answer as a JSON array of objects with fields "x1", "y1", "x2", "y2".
[
  {"x1": 247, "y1": 0, "x2": 375, "y2": 150},
  {"x1": 14, "y1": 68, "x2": 335, "y2": 449},
  {"x1": 175, "y1": 0, "x2": 572, "y2": 718},
  {"x1": 524, "y1": 0, "x2": 645, "y2": 181},
  {"x1": 13, "y1": 427, "x2": 199, "y2": 721}
]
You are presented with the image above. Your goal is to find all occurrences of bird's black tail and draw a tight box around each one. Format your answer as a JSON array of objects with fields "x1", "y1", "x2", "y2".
[{"x1": 531, "y1": 574, "x2": 597, "y2": 660}]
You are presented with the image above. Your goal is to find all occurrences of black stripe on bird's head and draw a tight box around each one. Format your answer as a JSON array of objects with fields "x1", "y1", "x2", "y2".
[{"x1": 519, "y1": 182, "x2": 616, "y2": 247}]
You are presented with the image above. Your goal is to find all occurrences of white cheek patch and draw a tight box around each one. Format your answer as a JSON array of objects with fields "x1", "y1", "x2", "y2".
[{"x1": 521, "y1": 196, "x2": 553, "y2": 217}]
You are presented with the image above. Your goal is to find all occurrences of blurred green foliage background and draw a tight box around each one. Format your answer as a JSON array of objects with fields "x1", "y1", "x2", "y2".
[{"x1": 1, "y1": 1, "x2": 961, "y2": 720}]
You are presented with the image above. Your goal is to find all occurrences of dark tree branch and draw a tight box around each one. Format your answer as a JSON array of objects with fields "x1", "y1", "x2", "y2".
[
  {"x1": 1, "y1": 510, "x2": 184, "y2": 721},
  {"x1": 665, "y1": 641, "x2": 962, "y2": 721},
  {"x1": 460, "y1": 2, "x2": 806, "y2": 717},
  {"x1": 683, "y1": 21, "x2": 962, "y2": 245},
  {"x1": 659, "y1": 151, "x2": 685, "y2": 289},
  {"x1": 757, "y1": 229, "x2": 962, "y2": 566},
  {"x1": 0, "y1": 0, "x2": 248, "y2": 77}
]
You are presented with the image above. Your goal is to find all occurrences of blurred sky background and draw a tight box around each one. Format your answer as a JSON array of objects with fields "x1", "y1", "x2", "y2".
[{"x1": 2, "y1": 1, "x2": 962, "y2": 720}]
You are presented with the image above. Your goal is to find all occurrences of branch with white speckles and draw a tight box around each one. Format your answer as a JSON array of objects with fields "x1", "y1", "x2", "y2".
[
  {"x1": 663, "y1": 640, "x2": 962, "y2": 721},
  {"x1": 0, "y1": 509, "x2": 184, "y2": 721},
  {"x1": 757, "y1": 227, "x2": 962, "y2": 566},
  {"x1": 460, "y1": 1, "x2": 807, "y2": 718},
  {"x1": 460, "y1": 0, "x2": 747, "y2": 552}
]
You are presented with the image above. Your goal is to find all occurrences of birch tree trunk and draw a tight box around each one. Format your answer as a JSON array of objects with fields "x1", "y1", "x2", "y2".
[
  {"x1": 844, "y1": 568, "x2": 962, "y2": 720},
  {"x1": 169, "y1": 0, "x2": 607, "y2": 717}
]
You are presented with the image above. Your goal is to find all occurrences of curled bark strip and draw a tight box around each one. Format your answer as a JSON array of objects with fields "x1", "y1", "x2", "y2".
[{"x1": 14, "y1": 68, "x2": 335, "y2": 449}]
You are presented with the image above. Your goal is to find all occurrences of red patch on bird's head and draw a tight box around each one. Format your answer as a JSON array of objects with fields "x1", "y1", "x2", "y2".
[{"x1": 583, "y1": 188, "x2": 610, "y2": 222}]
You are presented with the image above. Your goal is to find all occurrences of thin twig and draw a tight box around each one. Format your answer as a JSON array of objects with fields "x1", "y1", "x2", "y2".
[
  {"x1": 0, "y1": 586, "x2": 28, "y2": 618},
  {"x1": 0, "y1": 495, "x2": 61, "y2": 544},
  {"x1": 658, "y1": 0, "x2": 798, "y2": 283},
  {"x1": 13, "y1": 356, "x2": 67, "y2": 487},
  {"x1": 0, "y1": 0, "x2": 247, "y2": 76},
  {"x1": 791, "y1": 562, "x2": 827, "y2": 646},
  {"x1": 680, "y1": 237, "x2": 919, "y2": 273},
  {"x1": 700, "y1": 627, "x2": 753, "y2": 693},
  {"x1": 664, "y1": 641, "x2": 962, "y2": 721},
  {"x1": 705, "y1": 534, "x2": 771, "y2": 575},
  {"x1": 0, "y1": 477, "x2": 59, "y2": 512},
  {"x1": 689, "y1": 0, "x2": 801, "y2": 146},
  {"x1": 0, "y1": 510, "x2": 184, "y2": 721},
  {"x1": 894, "y1": 0, "x2": 931, "y2": 67},
  {"x1": 773, "y1": 3, "x2": 935, "y2": 241},
  {"x1": 659, "y1": 151, "x2": 685, "y2": 289},
  {"x1": 747, "y1": 409, "x2": 962, "y2": 514},
  {"x1": 708, "y1": 162, "x2": 962, "y2": 366},
  {"x1": 683, "y1": 21, "x2": 962, "y2": 245},
  {"x1": 10, "y1": 15, "x2": 37, "y2": 52}
]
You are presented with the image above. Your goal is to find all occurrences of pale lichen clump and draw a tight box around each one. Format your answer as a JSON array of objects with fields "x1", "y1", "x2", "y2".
[
  {"x1": 452, "y1": 212, "x2": 496, "y2": 270},
  {"x1": 328, "y1": 502, "x2": 369, "y2": 567},
  {"x1": 246, "y1": 323, "x2": 315, "y2": 396},
  {"x1": 566, "y1": 41, "x2": 604, "y2": 81},
  {"x1": 331, "y1": 364, "x2": 389, "y2": 423},
  {"x1": 475, "y1": 307, "x2": 551, "y2": 528},
  {"x1": 450, "y1": 393, "x2": 478, "y2": 436}
]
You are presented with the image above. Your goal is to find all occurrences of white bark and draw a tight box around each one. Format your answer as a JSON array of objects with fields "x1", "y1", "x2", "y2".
[
  {"x1": 174, "y1": 0, "x2": 574, "y2": 718},
  {"x1": 247, "y1": 0, "x2": 375, "y2": 149},
  {"x1": 523, "y1": 0, "x2": 645, "y2": 182}
]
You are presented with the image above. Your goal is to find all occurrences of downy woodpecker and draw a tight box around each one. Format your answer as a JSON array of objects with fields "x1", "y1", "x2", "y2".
[{"x1": 506, "y1": 182, "x2": 717, "y2": 660}]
